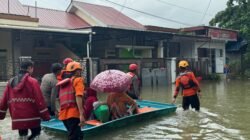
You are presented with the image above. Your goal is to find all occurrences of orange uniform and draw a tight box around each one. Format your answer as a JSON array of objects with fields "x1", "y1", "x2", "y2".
[
  {"x1": 58, "y1": 77, "x2": 85, "y2": 120},
  {"x1": 174, "y1": 71, "x2": 200, "y2": 97}
]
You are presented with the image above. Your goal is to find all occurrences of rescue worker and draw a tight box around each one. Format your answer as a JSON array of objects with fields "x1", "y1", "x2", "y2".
[
  {"x1": 40, "y1": 63, "x2": 63, "y2": 116},
  {"x1": 63, "y1": 58, "x2": 73, "y2": 68},
  {"x1": 57, "y1": 61, "x2": 85, "y2": 140},
  {"x1": 127, "y1": 64, "x2": 140, "y2": 99},
  {"x1": 172, "y1": 60, "x2": 201, "y2": 111},
  {"x1": 0, "y1": 60, "x2": 50, "y2": 140},
  {"x1": 57, "y1": 57, "x2": 73, "y2": 81}
]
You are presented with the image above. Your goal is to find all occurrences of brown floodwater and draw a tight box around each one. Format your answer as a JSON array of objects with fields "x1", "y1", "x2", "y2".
[{"x1": 0, "y1": 80, "x2": 249, "y2": 140}]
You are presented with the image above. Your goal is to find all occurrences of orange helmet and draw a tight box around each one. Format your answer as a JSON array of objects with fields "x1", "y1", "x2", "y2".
[
  {"x1": 178, "y1": 60, "x2": 189, "y2": 68},
  {"x1": 63, "y1": 58, "x2": 73, "y2": 65},
  {"x1": 66, "y1": 61, "x2": 82, "y2": 72},
  {"x1": 129, "y1": 64, "x2": 138, "y2": 70}
]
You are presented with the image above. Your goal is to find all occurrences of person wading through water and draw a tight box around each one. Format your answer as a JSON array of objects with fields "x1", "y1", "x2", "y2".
[
  {"x1": 41, "y1": 63, "x2": 63, "y2": 116},
  {"x1": 57, "y1": 61, "x2": 85, "y2": 140},
  {"x1": 172, "y1": 60, "x2": 201, "y2": 111},
  {"x1": 126, "y1": 64, "x2": 141, "y2": 100},
  {"x1": 0, "y1": 60, "x2": 50, "y2": 140}
]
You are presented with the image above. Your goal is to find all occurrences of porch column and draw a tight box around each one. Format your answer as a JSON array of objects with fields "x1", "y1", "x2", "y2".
[
  {"x1": 194, "y1": 45, "x2": 198, "y2": 61},
  {"x1": 170, "y1": 57, "x2": 177, "y2": 83},
  {"x1": 157, "y1": 40, "x2": 164, "y2": 58}
]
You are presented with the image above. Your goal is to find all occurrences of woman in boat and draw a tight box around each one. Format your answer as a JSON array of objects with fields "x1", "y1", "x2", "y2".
[
  {"x1": 107, "y1": 92, "x2": 139, "y2": 120},
  {"x1": 84, "y1": 87, "x2": 98, "y2": 120}
]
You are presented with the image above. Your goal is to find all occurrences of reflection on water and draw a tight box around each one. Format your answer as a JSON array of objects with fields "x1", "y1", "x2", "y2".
[{"x1": 0, "y1": 80, "x2": 250, "y2": 140}]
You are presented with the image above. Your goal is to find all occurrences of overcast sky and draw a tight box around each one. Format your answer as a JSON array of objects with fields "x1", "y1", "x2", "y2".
[{"x1": 19, "y1": 0, "x2": 228, "y2": 28}]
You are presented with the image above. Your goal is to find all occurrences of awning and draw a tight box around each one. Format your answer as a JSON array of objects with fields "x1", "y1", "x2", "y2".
[{"x1": 226, "y1": 40, "x2": 248, "y2": 52}]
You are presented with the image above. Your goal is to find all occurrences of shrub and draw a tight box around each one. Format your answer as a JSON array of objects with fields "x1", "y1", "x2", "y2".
[{"x1": 206, "y1": 74, "x2": 221, "y2": 81}]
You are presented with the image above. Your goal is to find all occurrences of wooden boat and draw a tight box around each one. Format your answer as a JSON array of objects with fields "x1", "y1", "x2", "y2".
[{"x1": 41, "y1": 100, "x2": 177, "y2": 137}]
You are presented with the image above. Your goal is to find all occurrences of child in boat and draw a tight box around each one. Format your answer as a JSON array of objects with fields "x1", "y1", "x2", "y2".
[{"x1": 107, "y1": 92, "x2": 139, "y2": 120}]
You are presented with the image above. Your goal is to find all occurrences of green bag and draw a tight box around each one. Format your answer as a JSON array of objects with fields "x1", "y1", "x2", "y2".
[{"x1": 94, "y1": 105, "x2": 110, "y2": 123}]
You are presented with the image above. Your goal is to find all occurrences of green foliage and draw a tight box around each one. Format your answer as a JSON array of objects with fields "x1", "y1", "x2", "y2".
[
  {"x1": 228, "y1": 60, "x2": 241, "y2": 74},
  {"x1": 244, "y1": 69, "x2": 250, "y2": 77},
  {"x1": 205, "y1": 74, "x2": 221, "y2": 81},
  {"x1": 209, "y1": 0, "x2": 250, "y2": 41}
]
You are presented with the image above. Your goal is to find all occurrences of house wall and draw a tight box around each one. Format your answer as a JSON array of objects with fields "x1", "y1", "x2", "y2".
[
  {"x1": 180, "y1": 40, "x2": 195, "y2": 58},
  {"x1": 195, "y1": 40, "x2": 226, "y2": 73}
]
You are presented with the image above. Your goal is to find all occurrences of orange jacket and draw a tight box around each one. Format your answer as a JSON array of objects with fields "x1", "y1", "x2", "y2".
[{"x1": 174, "y1": 71, "x2": 200, "y2": 97}]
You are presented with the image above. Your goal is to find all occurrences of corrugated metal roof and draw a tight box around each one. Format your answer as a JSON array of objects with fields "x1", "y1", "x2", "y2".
[
  {"x1": 73, "y1": 1, "x2": 145, "y2": 30},
  {"x1": 24, "y1": 6, "x2": 90, "y2": 29},
  {"x1": 0, "y1": 0, "x2": 90, "y2": 29},
  {"x1": 0, "y1": 0, "x2": 27, "y2": 16}
]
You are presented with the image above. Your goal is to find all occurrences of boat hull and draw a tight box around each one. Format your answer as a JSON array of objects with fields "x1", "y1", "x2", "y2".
[{"x1": 41, "y1": 100, "x2": 177, "y2": 137}]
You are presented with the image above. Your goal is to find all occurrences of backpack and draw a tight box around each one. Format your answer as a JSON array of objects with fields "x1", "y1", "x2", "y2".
[{"x1": 179, "y1": 73, "x2": 196, "y2": 89}]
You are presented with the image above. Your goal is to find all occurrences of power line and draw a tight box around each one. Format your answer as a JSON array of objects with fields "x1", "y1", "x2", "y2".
[
  {"x1": 157, "y1": 0, "x2": 213, "y2": 16},
  {"x1": 200, "y1": 0, "x2": 212, "y2": 24},
  {"x1": 103, "y1": 0, "x2": 193, "y2": 26}
]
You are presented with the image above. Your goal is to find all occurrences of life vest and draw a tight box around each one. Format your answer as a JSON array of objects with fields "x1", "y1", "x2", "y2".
[
  {"x1": 56, "y1": 78, "x2": 77, "y2": 110},
  {"x1": 179, "y1": 72, "x2": 197, "y2": 89}
]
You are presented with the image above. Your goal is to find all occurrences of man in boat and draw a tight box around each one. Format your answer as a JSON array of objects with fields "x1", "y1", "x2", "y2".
[
  {"x1": 41, "y1": 63, "x2": 63, "y2": 116},
  {"x1": 0, "y1": 60, "x2": 50, "y2": 140},
  {"x1": 57, "y1": 61, "x2": 85, "y2": 140},
  {"x1": 127, "y1": 63, "x2": 141, "y2": 100},
  {"x1": 172, "y1": 60, "x2": 201, "y2": 111}
]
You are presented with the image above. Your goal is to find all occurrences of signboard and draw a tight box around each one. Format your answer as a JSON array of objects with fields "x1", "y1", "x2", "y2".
[{"x1": 208, "y1": 29, "x2": 237, "y2": 41}]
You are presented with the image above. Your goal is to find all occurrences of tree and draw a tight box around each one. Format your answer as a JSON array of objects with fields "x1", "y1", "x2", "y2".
[
  {"x1": 210, "y1": 0, "x2": 250, "y2": 75},
  {"x1": 210, "y1": 0, "x2": 250, "y2": 41}
]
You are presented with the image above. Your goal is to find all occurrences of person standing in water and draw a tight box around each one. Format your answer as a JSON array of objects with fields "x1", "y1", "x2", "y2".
[
  {"x1": 172, "y1": 60, "x2": 201, "y2": 111},
  {"x1": 127, "y1": 64, "x2": 141, "y2": 100},
  {"x1": 0, "y1": 60, "x2": 50, "y2": 140}
]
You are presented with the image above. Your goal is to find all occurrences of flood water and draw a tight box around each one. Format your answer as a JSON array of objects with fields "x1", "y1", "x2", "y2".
[{"x1": 0, "y1": 80, "x2": 250, "y2": 140}]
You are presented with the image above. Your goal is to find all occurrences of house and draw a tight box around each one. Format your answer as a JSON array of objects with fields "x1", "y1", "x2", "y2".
[
  {"x1": 181, "y1": 26, "x2": 238, "y2": 74},
  {"x1": 0, "y1": 0, "x2": 239, "y2": 85}
]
